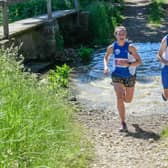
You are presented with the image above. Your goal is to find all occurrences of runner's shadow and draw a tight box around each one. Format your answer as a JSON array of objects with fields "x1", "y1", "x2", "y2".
[{"x1": 126, "y1": 124, "x2": 160, "y2": 141}]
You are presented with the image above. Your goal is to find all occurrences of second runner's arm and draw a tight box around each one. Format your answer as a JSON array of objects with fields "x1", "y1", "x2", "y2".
[
  {"x1": 157, "y1": 36, "x2": 168, "y2": 66},
  {"x1": 128, "y1": 45, "x2": 142, "y2": 67}
]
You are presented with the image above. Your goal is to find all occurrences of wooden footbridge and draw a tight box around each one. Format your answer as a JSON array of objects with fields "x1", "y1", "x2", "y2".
[{"x1": 0, "y1": 0, "x2": 80, "y2": 40}]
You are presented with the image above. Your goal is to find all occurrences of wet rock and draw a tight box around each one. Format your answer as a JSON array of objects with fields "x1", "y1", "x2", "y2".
[{"x1": 68, "y1": 96, "x2": 77, "y2": 101}]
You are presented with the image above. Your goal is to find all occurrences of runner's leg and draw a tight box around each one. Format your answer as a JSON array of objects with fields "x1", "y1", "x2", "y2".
[
  {"x1": 124, "y1": 87, "x2": 135, "y2": 103},
  {"x1": 113, "y1": 83, "x2": 126, "y2": 122},
  {"x1": 163, "y1": 89, "x2": 168, "y2": 99}
]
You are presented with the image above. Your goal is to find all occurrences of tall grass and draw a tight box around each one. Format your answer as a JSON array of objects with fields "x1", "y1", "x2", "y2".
[
  {"x1": 161, "y1": 128, "x2": 168, "y2": 138},
  {"x1": 0, "y1": 46, "x2": 91, "y2": 167}
]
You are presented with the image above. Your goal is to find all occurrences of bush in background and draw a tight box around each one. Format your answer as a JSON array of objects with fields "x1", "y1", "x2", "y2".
[
  {"x1": 148, "y1": 0, "x2": 165, "y2": 24},
  {"x1": 77, "y1": 46, "x2": 93, "y2": 64},
  {"x1": 85, "y1": 1, "x2": 123, "y2": 45}
]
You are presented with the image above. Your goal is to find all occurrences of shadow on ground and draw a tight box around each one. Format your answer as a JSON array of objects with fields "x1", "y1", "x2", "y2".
[{"x1": 126, "y1": 124, "x2": 160, "y2": 140}]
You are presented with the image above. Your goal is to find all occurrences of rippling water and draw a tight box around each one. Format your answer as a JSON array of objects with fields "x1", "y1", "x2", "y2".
[
  {"x1": 73, "y1": 42, "x2": 168, "y2": 114},
  {"x1": 87, "y1": 43, "x2": 161, "y2": 80}
]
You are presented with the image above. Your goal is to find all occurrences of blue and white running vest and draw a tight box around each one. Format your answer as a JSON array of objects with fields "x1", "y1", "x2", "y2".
[{"x1": 112, "y1": 41, "x2": 136, "y2": 78}]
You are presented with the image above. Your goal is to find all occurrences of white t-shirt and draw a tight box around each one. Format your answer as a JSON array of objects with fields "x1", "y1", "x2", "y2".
[
  {"x1": 128, "y1": 53, "x2": 136, "y2": 75},
  {"x1": 163, "y1": 47, "x2": 168, "y2": 61},
  {"x1": 161, "y1": 35, "x2": 168, "y2": 67}
]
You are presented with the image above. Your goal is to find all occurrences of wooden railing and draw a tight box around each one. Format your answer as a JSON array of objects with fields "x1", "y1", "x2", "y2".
[
  {"x1": 0, "y1": 0, "x2": 79, "y2": 39},
  {"x1": 0, "y1": 0, "x2": 8, "y2": 38}
]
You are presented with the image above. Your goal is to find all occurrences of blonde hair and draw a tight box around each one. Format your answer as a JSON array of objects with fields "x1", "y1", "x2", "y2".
[{"x1": 114, "y1": 26, "x2": 127, "y2": 36}]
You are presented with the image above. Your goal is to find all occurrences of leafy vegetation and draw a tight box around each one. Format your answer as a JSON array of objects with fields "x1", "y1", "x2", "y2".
[
  {"x1": 48, "y1": 64, "x2": 71, "y2": 89},
  {"x1": 0, "y1": 46, "x2": 91, "y2": 168},
  {"x1": 84, "y1": 1, "x2": 124, "y2": 45},
  {"x1": 148, "y1": 0, "x2": 165, "y2": 24},
  {"x1": 77, "y1": 46, "x2": 93, "y2": 64}
]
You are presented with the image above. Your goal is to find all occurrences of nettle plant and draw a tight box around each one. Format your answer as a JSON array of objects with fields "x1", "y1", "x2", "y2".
[{"x1": 48, "y1": 64, "x2": 71, "y2": 90}]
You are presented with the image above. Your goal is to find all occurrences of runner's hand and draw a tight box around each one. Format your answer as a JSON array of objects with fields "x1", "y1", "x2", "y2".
[{"x1": 104, "y1": 66, "x2": 109, "y2": 75}]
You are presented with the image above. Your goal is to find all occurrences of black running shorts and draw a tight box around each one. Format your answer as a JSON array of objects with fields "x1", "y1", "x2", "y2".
[{"x1": 111, "y1": 75, "x2": 136, "y2": 87}]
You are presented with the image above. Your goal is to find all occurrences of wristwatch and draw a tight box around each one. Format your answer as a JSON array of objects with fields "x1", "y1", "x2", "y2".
[{"x1": 128, "y1": 62, "x2": 132, "y2": 66}]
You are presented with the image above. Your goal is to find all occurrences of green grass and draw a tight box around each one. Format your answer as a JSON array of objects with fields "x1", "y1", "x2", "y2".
[
  {"x1": 161, "y1": 127, "x2": 168, "y2": 138},
  {"x1": 148, "y1": 0, "x2": 165, "y2": 25},
  {"x1": 0, "y1": 46, "x2": 92, "y2": 167}
]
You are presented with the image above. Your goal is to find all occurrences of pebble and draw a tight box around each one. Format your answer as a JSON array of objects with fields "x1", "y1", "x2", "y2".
[{"x1": 148, "y1": 138, "x2": 154, "y2": 143}]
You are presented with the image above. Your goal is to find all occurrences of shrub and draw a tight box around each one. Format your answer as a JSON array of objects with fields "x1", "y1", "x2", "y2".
[
  {"x1": 48, "y1": 64, "x2": 71, "y2": 89},
  {"x1": 87, "y1": 2, "x2": 111, "y2": 45},
  {"x1": 77, "y1": 46, "x2": 93, "y2": 64},
  {"x1": 148, "y1": 0, "x2": 165, "y2": 24},
  {"x1": 85, "y1": 1, "x2": 123, "y2": 45}
]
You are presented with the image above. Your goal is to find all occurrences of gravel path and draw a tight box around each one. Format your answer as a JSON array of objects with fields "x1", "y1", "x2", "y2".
[
  {"x1": 70, "y1": 1, "x2": 168, "y2": 167},
  {"x1": 77, "y1": 109, "x2": 168, "y2": 168},
  {"x1": 71, "y1": 73, "x2": 168, "y2": 168}
]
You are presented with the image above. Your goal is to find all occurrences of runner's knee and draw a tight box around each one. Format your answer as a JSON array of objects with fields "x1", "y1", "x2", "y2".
[{"x1": 124, "y1": 97, "x2": 133, "y2": 103}]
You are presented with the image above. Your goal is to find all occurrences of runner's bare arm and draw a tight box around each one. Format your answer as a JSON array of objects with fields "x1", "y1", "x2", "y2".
[
  {"x1": 104, "y1": 45, "x2": 113, "y2": 74},
  {"x1": 128, "y1": 45, "x2": 142, "y2": 67},
  {"x1": 157, "y1": 37, "x2": 168, "y2": 65}
]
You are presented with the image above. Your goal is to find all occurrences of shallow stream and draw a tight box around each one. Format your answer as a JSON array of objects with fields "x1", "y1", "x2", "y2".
[{"x1": 71, "y1": 43, "x2": 168, "y2": 115}]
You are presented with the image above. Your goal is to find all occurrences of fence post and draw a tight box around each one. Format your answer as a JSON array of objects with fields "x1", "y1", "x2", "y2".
[
  {"x1": 74, "y1": 0, "x2": 79, "y2": 11},
  {"x1": 2, "y1": 0, "x2": 9, "y2": 38},
  {"x1": 74, "y1": 0, "x2": 80, "y2": 25},
  {"x1": 47, "y1": 0, "x2": 52, "y2": 20}
]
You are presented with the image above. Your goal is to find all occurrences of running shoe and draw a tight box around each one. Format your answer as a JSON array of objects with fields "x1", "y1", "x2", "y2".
[
  {"x1": 162, "y1": 93, "x2": 167, "y2": 101},
  {"x1": 119, "y1": 121, "x2": 128, "y2": 132}
]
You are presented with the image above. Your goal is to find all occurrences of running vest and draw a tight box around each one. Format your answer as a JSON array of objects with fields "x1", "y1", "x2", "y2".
[{"x1": 112, "y1": 41, "x2": 136, "y2": 77}]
